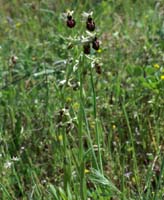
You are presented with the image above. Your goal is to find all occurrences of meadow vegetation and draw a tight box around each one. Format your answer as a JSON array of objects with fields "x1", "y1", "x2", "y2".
[{"x1": 0, "y1": 0, "x2": 164, "y2": 199}]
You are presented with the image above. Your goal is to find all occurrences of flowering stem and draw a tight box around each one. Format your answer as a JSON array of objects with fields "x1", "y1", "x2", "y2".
[
  {"x1": 90, "y1": 65, "x2": 103, "y2": 173},
  {"x1": 78, "y1": 54, "x2": 86, "y2": 200}
]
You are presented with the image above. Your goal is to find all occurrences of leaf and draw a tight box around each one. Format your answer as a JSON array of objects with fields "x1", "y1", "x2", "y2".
[
  {"x1": 49, "y1": 184, "x2": 59, "y2": 199},
  {"x1": 126, "y1": 65, "x2": 134, "y2": 75},
  {"x1": 89, "y1": 169, "x2": 122, "y2": 195},
  {"x1": 145, "y1": 66, "x2": 156, "y2": 75},
  {"x1": 33, "y1": 69, "x2": 54, "y2": 77},
  {"x1": 133, "y1": 66, "x2": 143, "y2": 77}
]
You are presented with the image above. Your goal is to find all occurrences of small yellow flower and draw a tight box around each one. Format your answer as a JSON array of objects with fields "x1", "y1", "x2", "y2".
[
  {"x1": 58, "y1": 135, "x2": 63, "y2": 141},
  {"x1": 32, "y1": 56, "x2": 37, "y2": 61},
  {"x1": 132, "y1": 176, "x2": 136, "y2": 184},
  {"x1": 66, "y1": 97, "x2": 72, "y2": 103},
  {"x1": 97, "y1": 49, "x2": 102, "y2": 53},
  {"x1": 161, "y1": 75, "x2": 164, "y2": 80},
  {"x1": 153, "y1": 64, "x2": 160, "y2": 69},
  {"x1": 84, "y1": 169, "x2": 90, "y2": 174},
  {"x1": 112, "y1": 125, "x2": 116, "y2": 130},
  {"x1": 16, "y1": 22, "x2": 22, "y2": 28},
  {"x1": 72, "y1": 102, "x2": 79, "y2": 111},
  {"x1": 90, "y1": 121, "x2": 95, "y2": 129}
]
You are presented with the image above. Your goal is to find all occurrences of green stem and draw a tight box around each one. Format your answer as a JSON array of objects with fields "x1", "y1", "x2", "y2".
[
  {"x1": 78, "y1": 54, "x2": 86, "y2": 200},
  {"x1": 90, "y1": 65, "x2": 103, "y2": 173},
  {"x1": 122, "y1": 104, "x2": 141, "y2": 197}
]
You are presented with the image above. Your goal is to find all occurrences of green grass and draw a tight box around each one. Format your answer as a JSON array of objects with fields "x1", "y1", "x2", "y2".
[{"x1": 0, "y1": 0, "x2": 164, "y2": 199}]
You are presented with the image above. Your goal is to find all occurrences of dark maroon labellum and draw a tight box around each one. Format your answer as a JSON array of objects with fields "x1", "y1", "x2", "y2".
[
  {"x1": 83, "y1": 44, "x2": 90, "y2": 54},
  {"x1": 92, "y1": 37, "x2": 99, "y2": 50},
  {"x1": 86, "y1": 17, "x2": 95, "y2": 31},
  {"x1": 11, "y1": 56, "x2": 17, "y2": 64},
  {"x1": 67, "y1": 15, "x2": 76, "y2": 28},
  {"x1": 95, "y1": 63, "x2": 102, "y2": 74}
]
